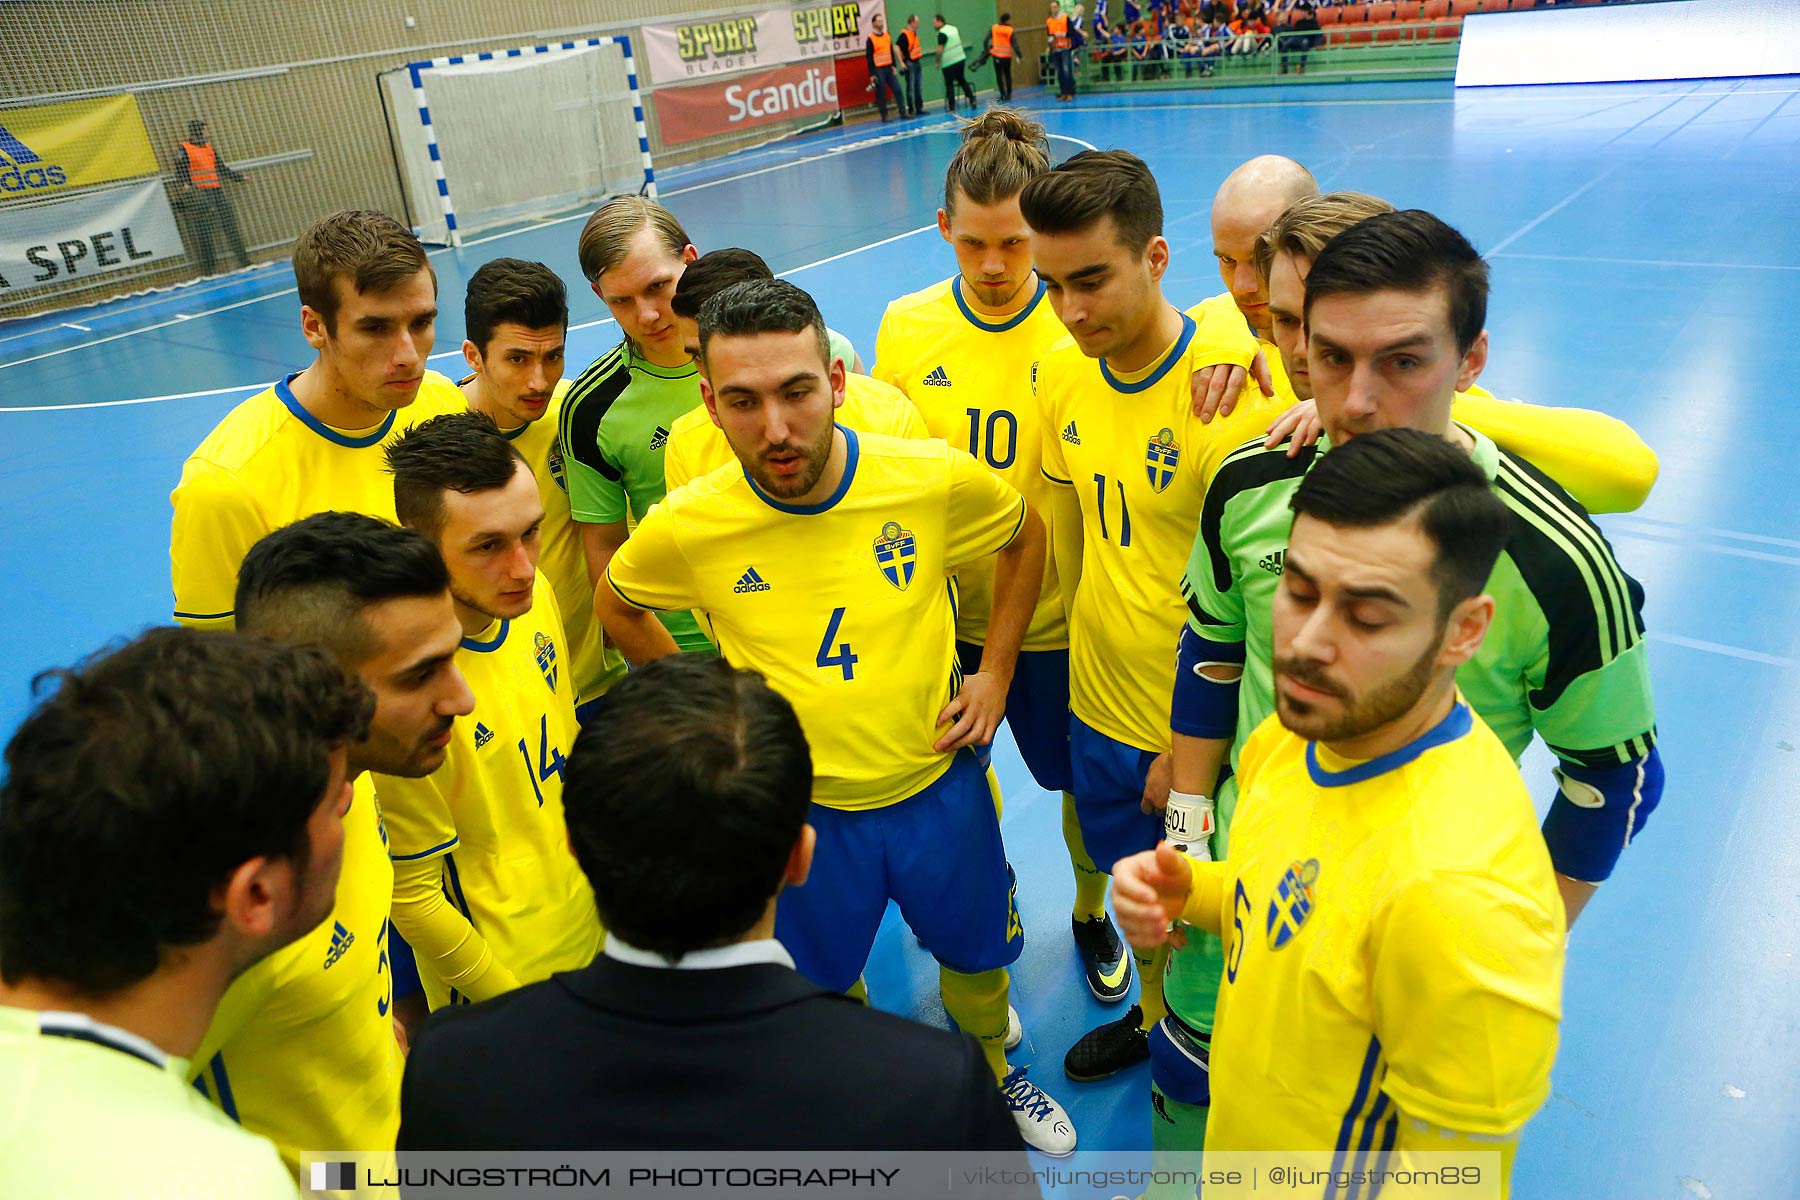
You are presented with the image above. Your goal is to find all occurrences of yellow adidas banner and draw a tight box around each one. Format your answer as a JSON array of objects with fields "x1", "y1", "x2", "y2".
[{"x1": 0, "y1": 95, "x2": 160, "y2": 198}]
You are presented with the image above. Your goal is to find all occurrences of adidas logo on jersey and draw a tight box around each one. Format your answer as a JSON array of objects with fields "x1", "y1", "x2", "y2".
[
  {"x1": 473, "y1": 722, "x2": 494, "y2": 749},
  {"x1": 1259, "y1": 550, "x2": 1285, "y2": 575},
  {"x1": 649, "y1": 425, "x2": 670, "y2": 450},
  {"x1": 323, "y1": 921, "x2": 355, "y2": 969},
  {"x1": 734, "y1": 567, "x2": 771, "y2": 594},
  {"x1": 1061, "y1": 421, "x2": 1081, "y2": 445},
  {"x1": 923, "y1": 365, "x2": 952, "y2": 386}
]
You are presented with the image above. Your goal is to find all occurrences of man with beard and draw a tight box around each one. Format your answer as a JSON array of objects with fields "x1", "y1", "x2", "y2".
[
  {"x1": 594, "y1": 278, "x2": 1078, "y2": 1157},
  {"x1": 1114, "y1": 429, "x2": 1566, "y2": 1199},
  {"x1": 190, "y1": 512, "x2": 475, "y2": 1174},
  {"x1": 1153, "y1": 209, "x2": 1657, "y2": 1156},
  {"x1": 379, "y1": 414, "x2": 602, "y2": 1011}
]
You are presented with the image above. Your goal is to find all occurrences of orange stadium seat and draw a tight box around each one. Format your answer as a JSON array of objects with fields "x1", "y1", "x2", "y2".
[
  {"x1": 1318, "y1": 5, "x2": 1343, "y2": 25},
  {"x1": 1450, "y1": 0, "x2": 1483, "y2": 16}
]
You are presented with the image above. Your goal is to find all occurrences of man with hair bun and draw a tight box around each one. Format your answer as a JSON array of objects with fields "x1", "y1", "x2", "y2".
[{"x1": 876, "y1": 109, "x2": 1133, "y2": 1022}]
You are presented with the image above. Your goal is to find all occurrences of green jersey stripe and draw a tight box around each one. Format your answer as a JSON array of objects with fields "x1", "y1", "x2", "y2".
[{"x1": 1496, "y1": 452, "x2": 1638, "y2": 652}]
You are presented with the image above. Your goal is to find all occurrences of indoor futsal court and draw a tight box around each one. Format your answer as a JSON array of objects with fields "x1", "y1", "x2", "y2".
[{"x1": 3, "y1": 3, "x2": 1799, "y2": 1197}]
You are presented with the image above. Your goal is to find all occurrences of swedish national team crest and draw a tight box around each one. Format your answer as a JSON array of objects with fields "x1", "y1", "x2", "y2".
[
  {"x1": 534, "y1": 631, "x2": 559, "y2": 693},
  {"x1": 1145, "y1": 427, "x2": 1181, "y2": 493},
  {"x1": 547, "y1": 443, "x2": 568, "y2": 493},
  {"x1": 873, "y1": 520, "x2": 917, "y2": 591},
  {"x1": 1266, "y1": 859, "x2": 1320, "y2": 950}
]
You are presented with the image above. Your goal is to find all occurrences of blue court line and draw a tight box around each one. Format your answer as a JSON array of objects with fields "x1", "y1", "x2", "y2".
[{"x1": 1648, "y1": 632, "x2": 1799, "y2": 670}]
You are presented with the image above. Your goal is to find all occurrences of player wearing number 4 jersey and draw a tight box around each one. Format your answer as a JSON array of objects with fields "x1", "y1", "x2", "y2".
[
  {"x1": 597, "y1": 278, "x2": 1078, "y2": 1156},
  {"x1": 202, "y1": 513, "x2": 475, "y2": 1175},
  {"x1": 876, "y1": 109, "x2": 1138, "y2": 1009},
  {"x1": 378, "y1": 415, "x2": 601, "y2": 1013}
]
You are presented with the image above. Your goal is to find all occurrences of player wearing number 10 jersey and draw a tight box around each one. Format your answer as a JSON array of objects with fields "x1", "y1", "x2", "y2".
[
  {"x1": 378, "y1": 415, "x2": 600, "y2": 1012},
  {"x1": 876, "y1": 108, "x2": 1141, "y2": 1008},
  {"x1": 597, "y1": 279, "x2": 1078, "y2": 1156},
  {"x1": 200, "y1": 512, "x2": 476, "y2": 1174}
]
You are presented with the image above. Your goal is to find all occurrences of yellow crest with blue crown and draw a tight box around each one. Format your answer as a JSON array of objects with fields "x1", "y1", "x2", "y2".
[
  {"x1": 1265, "y1": 858, "x2": 1319, "y2": 950},
  {"x1": 548, "y1": 443, "x2": 568, "y2": 493},
  {"x1": 1145, "y1": 427, "x2": 1181, "y2": 493},
  {"x1": 873, "y1": 520, "x2": 916, "y2": 590},
  {"x1": 534, "y1": 631, "x2": 558, "y2": 693}
]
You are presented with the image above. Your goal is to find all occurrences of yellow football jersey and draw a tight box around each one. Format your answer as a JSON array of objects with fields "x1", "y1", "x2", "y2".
[
  {"x1": 170, "y1": 370, "x2": 466, "y2": 628},
  {"x1": 1037, "y1": 312, "x2": 1283, "y2": 751},
  {"x1": 190, "y1": 773, "x2": 401, "y2": 1174},
  {"x1": 1186, "y1": 290, "x2": 1297, "y2": 400},
  {"x1": 1184, "y1": 704, "x2": 1564, "y2": 1163},
  {"x1": 875, "y1": 276, "x2": 1068, "y2": 651},
  {"x1": 608, "y1": 429, "x2": 1028, "y2": 810},
  {"x1": 376, "y1": 580, "x2": 601, "y2": 1010},
  {"x1": 661, "y1": 372, "x2": 928, "y2": 494},
  {"x1": 465, "y1": 375, "x2": 624, "y2": 704}
]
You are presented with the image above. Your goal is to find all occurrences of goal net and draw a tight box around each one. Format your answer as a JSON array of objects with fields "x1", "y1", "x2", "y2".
[{"x1": 382, "y1": 37, "x2": 655, "y2": 247}]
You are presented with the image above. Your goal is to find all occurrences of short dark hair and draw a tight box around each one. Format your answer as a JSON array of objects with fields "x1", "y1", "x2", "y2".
[
  {"x1": 464, "y1": 258, "x2": 567, "y2": 355},
  {"x1": 292, "y1": 210, "x2": 434, "y2": 334},
  {"x1": 0, "y1": 628, "x2": 372, "y2": 993},
  {"x1": 564, "y1": 656, "x2": 813, "y2": 959},
  {"x1": 385, "y1": 411, "x2": 527, "y2": 538},
  {"x1": 1303, "y1": 209, "x2": 1489, "y2": 356},
  {"x1": 696, "y1": 278, "x2": 831, "y2": 372},
  {"x1": 236, "y1": 511, "x2": 450, "y2": 666},
  {"x1": 671, "y1": 248, "x2": 773, "y2": 321},
  {"x1": 1290, "y1": 428, "x2": 1508, "y2": 615},
  {"x1": 1018, "y1": 149, "x2": 1163, "y2": 253}
]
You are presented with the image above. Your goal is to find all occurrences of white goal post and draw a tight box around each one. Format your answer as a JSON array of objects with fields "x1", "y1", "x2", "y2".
[{"x1": 383, "y1": 36, "x2": 656, "y2": 247}]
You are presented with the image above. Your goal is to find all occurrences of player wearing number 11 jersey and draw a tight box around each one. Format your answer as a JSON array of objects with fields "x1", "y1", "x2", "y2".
[
  {"x1": 378, "y1": 414, "x2": 600, "y2": 1012},
  {"x1": 597, "y1": 279, "x2": 1078, "y2": 1156}
]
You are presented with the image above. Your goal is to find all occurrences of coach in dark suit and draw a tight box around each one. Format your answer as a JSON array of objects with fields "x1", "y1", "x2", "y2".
[{"x1": 398, "y1": 654, "x2": 1025, "y2": 1153}]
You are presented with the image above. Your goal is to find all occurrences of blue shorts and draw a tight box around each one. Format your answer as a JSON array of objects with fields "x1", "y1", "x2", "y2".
[
  {"x1": 775, "y1": 750, "x2": 1024, "y2": 992},
  {"x1": 1069, "y1": 714, "x2": 1165, "y2": 874},
  {"x1": 956, "y1": 642, "x2": 1073, "y2": 794},
  {"x1": 388, "y1": 922, "x2": 423, "y2": 1002}
]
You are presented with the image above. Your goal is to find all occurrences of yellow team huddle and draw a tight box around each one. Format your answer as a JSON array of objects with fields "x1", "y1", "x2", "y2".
[{"x1": 154, "y1": 105, "x2": 1658, "y2": 1191}]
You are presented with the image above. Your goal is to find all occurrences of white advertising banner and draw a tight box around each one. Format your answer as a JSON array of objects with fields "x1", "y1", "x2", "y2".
[
  {"x1": 643, "y1": 0, "x2": 885, "y2": 82},
  {"x1": 0, "y1": 178, "x2": 183, "y2": 295}
]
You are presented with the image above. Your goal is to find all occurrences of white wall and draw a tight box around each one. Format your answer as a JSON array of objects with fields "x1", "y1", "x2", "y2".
[{"x1": 1455, "y1": 0, "x2": 1800, "y2": 86}]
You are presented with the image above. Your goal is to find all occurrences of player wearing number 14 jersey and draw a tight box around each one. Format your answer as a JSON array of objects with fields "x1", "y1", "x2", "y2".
[
  {"x1": 378, "y1": 415, "x2": 600, "y2": 1012},
  {"x1": 597, "y1": 279, "x2": 1078, "y2": 1156}
]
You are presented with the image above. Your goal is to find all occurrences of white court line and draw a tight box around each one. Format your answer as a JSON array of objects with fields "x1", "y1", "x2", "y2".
[
  {"x1": 0, "y1": 124, "x2": 950, "y2": 374},
  {"x1": 1485, "y1": 171, "x2": 1613, "y2": 256},
  {"x1": 2, "y1": 223, "x2": 939, "y2": 413},
  {"x1": 1607, "y1": 514, "x2": 1800, "y2": 553},
  {"x1": 1494, "y1": 251, "x2": 1800, "y2": 273},
  {"x1": 1648, "y1": 632, "x2": 1799, "y2": 671}
]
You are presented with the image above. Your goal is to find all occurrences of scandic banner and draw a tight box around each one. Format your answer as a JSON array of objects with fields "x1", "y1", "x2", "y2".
[
  {"x1": 642, "y1": 0, "x2": 884, "y2": 82},
  {"x1": 654, "y1": 61, "x2": 845, "y2": 147}
]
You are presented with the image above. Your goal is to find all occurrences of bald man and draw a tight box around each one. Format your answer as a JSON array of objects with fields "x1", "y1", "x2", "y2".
[{"x1": 1188, "y1": 155, "x2": 1320, "y2": 425}]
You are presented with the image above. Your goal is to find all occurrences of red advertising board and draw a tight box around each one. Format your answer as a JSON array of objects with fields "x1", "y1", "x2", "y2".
[{"x1": 656, "y1": 59, "x2": 849, "y2": 146}]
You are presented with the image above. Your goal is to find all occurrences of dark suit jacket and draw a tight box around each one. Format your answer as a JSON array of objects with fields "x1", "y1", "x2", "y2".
[{"x1": 398, "y1": 955, "x2": 1026, "y2": 1153}]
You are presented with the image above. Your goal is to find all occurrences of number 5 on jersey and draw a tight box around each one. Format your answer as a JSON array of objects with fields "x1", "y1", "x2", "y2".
[{"x1": 816, "y1": 606, "x2": 858, "y2": 680}]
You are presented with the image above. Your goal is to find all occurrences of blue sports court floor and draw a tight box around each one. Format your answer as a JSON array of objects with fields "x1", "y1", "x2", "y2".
[{"x1": 3, "y1": 74, "x2": 1799, "y2": 1197}]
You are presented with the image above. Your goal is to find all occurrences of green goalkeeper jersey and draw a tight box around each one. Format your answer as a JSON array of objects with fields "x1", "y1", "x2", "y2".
[{"x1": 558, "y1": 339, "x2": 711, "y2": 653}]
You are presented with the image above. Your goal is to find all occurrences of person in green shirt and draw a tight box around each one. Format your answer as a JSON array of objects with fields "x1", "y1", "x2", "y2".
[
  {"x1": 934, "y1": 15, "x2": 978, "y2": 112},
  {"x1": 559, "y1": 196, "x2": 715, "y2": 654},
  {"x1": 0, "y1": 627, "x2": 373, "y2": 1197},
  {"x1": 1150, "y1": 208, "x2": 1660, "y2": 1162}
]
